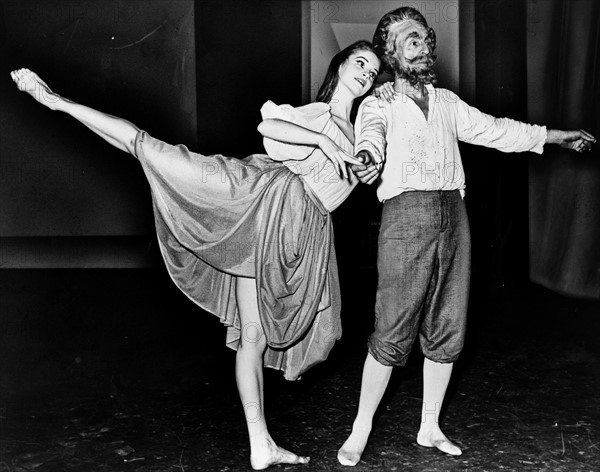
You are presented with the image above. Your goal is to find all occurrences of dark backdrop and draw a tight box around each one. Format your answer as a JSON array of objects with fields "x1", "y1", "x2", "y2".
[
  {"x1": 1, "y1": 0, "x2": 197, "y2": 238},
  {"x1": 195, "y1": 0, "x2": 301, "y2": 157},
  {"x1": 0, "y1": 0, "x2": 301, "y2": 268},
  {"x1": 1, "y1": 0, "x2": 301, "y2": 237}
]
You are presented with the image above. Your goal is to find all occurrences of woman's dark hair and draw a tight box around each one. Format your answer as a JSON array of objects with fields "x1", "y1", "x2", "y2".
[{"x1": 315, "y1": 40, "x2": 377, "y2": 104}]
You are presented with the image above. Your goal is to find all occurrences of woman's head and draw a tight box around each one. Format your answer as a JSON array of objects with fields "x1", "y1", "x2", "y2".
[{"x1": 316, "y1": 40, "x2": 380, "y2": 103}]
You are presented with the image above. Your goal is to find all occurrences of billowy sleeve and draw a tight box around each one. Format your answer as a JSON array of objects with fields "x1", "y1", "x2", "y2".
[
  {"x1": 354, "y1": 96, "x2": 389, "y2": 165},
  {"x1": 260, "y1": 100, "x2": 331, "y2": 161},
  {"x1": 450, "y1": 90, "x2": 547, "y2": 154}
]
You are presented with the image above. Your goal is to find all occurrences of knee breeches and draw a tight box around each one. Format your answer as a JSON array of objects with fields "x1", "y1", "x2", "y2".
[{"x1": 368, "y1": 190, "x2": 471, "y2": 366}]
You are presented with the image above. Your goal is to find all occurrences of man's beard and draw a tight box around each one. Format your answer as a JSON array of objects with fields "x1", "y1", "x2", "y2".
[{"x1": 394, "y1": 55, "x2": 437, "y2": 86}]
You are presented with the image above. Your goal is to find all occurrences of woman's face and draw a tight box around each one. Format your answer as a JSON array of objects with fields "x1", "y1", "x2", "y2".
[{"x1": 337, "y1": 50, "x2": 380, "y2": 97}]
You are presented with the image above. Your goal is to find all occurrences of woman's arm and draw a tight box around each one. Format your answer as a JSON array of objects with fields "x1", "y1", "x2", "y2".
[
  {"x1": 11, "y1": 69, "x2": 139, "y2": 154},
  {"x1": 258, "y1": 117, "x2": 362, "y2": 178},
  {"x1": 258, "y1": 118, "x2": 325, "y2": 148}
]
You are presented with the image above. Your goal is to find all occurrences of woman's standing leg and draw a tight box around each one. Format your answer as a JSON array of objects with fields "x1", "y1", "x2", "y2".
[{"x1": 235, "y1": 277, "x2": 310, "y2": 470}]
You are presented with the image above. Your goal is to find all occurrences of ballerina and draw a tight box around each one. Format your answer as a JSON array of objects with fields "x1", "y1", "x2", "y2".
[{"x1": 11, "y1": 39, "x2": 382, "y2": 470}]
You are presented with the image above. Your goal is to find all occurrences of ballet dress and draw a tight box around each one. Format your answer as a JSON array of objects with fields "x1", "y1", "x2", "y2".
[{"x1": 133, "y1": 100, "x2": 358, "y2": 380}]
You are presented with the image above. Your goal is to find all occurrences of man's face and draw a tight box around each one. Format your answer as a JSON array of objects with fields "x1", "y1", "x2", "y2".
[{"x1": 391, "y1": 19, "x2": 433, "y2": 73}]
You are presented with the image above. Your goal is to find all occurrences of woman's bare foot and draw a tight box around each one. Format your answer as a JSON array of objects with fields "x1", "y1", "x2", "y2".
[
  {"x1": 250, "y1": 435, "x2": 309, "y2": 470},
  {"x1": 416, "y1": 427, "x2": 462, "y2": 456},
  {"x1": 337, "y1": 423, "x2": 371, "y2": 466},
  {"x1": 10, "y1": 68, "x2": 59, "y2": 109}
]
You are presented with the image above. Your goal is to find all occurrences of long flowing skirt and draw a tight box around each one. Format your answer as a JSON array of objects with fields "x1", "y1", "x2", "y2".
[{"x1": 134, "y1": 131, "x2": 341, "y2": 380}]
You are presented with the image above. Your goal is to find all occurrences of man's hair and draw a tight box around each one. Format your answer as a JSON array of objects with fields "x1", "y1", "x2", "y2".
[{"x1": 373, "y1": 6, "x2": 437, "y2": 83}]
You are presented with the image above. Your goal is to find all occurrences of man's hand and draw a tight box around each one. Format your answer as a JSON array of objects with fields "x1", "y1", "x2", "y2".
[
  {"x1": 351, "y1": 150, "x2": 380, "y2": 185},
  {"x1": 547, "y1": 129, "x2": 596, "y2": 153},
  {"x1": 317, "y1": 134, "x2": 363, "y2": 179},
  {"x1": 372, "y1": 81, "x2": 396, "y2": 104}
]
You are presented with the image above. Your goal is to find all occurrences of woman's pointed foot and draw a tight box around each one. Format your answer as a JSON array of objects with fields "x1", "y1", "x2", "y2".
[
  {"x1": 10, "y1": 68, "x2": 58, "y2": 108},
  {"x1": 250, "y1": 436, "x2": 309, "y2": 470}
]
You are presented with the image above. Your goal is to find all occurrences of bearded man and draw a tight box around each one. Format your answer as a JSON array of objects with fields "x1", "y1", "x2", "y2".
[{"x1": 337, "y1": 6, "x2": 595, "y2": 467}]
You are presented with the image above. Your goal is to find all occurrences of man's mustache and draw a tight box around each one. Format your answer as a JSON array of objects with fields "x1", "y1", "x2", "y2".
[{"x1": 406, "y1": 54, "x2": 434, "y2": 66}]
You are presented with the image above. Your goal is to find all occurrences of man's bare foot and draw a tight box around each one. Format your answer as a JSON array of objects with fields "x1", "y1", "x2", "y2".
[
  {"x1": 10, "y1": 68, "x2": 59, "y2": 109},
  {"x1": 337, "y1": 424, "x2": 371, "y2": 466},
  {"x1": 416, "y1": 428, "x2": 462, "y2": 456},
  {"x1": 250, "y1": 435, "x2": 309, "y2": 470}
]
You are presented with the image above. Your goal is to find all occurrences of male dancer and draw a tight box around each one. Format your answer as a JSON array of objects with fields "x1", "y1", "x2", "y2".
[{"x1": 338, "y1": 6, "x2": 595, "y2": 466}]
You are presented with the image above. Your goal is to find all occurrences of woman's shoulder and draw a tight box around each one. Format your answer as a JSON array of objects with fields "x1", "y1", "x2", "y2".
[{"x1": 260, "y1": 100, "x2": 331, "y2": 124}]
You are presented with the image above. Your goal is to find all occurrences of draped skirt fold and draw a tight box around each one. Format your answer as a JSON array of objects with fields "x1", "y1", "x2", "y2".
[{"x1": 135, "y1": 131, "x2": 341, "y2": 380}]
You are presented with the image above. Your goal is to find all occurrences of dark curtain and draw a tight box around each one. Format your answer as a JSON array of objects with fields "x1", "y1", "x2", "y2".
[{"x1": 527, "y1": 0, "x2": 600, "y2": 298}]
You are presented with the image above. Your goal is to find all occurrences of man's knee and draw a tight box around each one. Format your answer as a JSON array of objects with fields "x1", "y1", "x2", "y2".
[
  {"x1": 420, "y1": 332, "x2": 465, "y2": 363},
  {"x1": 368, "y1": 335, "x2": 412, "y2": 367}
]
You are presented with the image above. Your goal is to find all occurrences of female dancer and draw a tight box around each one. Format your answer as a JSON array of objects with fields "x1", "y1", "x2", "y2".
[{"x1": 11, "y1": 40, "x2": 381, "y2": 470}]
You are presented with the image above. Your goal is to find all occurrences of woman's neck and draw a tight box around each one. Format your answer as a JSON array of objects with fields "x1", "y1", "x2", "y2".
[{"x1": 329, "y1": 89, "x2": 353, "y2": 124}]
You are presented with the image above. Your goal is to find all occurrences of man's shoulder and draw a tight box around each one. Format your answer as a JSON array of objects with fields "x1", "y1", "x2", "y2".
[
  {"x1": 430, "y1": 86, "x2": 462, "y2": 104},
  {"x1": 359, "y1": 95, "x2": 381, "y2": 107},
  {"x1": 357, "y1": 95, "x2": 390, "y2": 115}
]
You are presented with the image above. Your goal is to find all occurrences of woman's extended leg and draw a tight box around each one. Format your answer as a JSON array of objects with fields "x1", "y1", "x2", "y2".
[
  {"x1": 11, "y1": 68, "x2": 139, "y2": 154},
  {"x1": 235, "y1": 277, "x2": 310, "y2": 470}
]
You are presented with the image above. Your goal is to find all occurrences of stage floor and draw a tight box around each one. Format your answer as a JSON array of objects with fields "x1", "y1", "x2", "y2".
[{"x1": 1, "y1": 268, "x2": 599, "y2": 471}]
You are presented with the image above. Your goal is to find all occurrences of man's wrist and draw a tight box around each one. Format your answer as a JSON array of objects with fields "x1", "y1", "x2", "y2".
[{"x1": 545, "y1": 129, "x2": 562, "y2": 144}]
